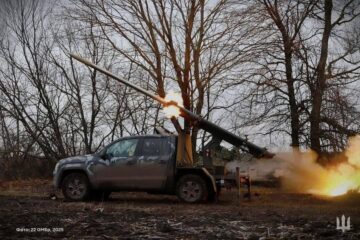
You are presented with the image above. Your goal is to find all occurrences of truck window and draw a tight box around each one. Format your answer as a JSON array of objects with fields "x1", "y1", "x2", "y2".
[
  {"x1": 106, "y1": 139, "x2": 139, "y2": 158},
  {"x1": 142, "y1": 138, "x2": 162, "y2": 156}
]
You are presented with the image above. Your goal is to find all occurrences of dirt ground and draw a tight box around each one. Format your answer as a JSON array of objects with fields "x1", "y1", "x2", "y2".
[{"x1": 0, "y1": 179, "x2": 359, "y2": 239}]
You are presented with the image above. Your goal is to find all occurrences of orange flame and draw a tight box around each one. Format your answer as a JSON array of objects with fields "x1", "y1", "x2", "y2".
[
  {"x1": 279, "y1": 136, "x2": 360, "y2": 197},
  {"x1": 163, "y1": 90, "x2": 183, "y2": 118}
]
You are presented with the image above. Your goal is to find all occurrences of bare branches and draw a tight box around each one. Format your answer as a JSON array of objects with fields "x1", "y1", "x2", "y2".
[
  {"x1": 231, "y1": 0, "x2": 360, "y2": 152},
  {"x1": 65, "y1": 0, "x2": 251, "y2": 150},
  {"x1": 0, "y1": 0, "x2": 359, "y2": 159}
]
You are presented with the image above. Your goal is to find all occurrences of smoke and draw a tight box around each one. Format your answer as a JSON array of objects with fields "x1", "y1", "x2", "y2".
[
  {"x1": 277, "y1": 136, "x2": 360, "y2": 196},
  {"x1": 226, "y1": 135, "x2": 360, "y2": 196},
  {"x1": 346, "y1": 135, "x2": 360, "y2": 168},
  {"x1": 225, "y1": 157, "x2": 286, "y2": 181}
]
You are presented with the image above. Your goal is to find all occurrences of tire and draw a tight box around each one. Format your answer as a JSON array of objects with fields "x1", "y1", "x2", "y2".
[
  {"x1": 91, "y1": 190, "x2": 111, "y2": 201},
  {"x1": 61, "y1": 172, "x2": 90, "y2": 201},
  {"x1": 176, "y1": 174, "x2": 207, "y2": 203}
]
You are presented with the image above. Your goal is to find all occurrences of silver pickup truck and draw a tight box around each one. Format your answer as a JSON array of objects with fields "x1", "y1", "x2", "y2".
[{"x1": 53, "y1": 134, "x2": 218, "y2": 203}]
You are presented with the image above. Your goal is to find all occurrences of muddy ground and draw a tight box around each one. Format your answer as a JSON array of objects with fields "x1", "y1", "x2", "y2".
[{"x1": 0, "y1": 179, "x2": 359, "y2": 239}]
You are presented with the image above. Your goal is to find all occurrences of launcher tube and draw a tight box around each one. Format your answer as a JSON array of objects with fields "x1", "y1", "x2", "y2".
[
  {"x1": 70, "y1": 54, "x2": 274, "y2": 158},
  {"x1": 70, "y1": 54, "x2": 166, "y2": 104}
]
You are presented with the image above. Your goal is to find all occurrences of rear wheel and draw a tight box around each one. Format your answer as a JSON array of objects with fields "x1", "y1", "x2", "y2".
[
  {"x1": 176, "y1": 174, "x2": 207, "y2": 203},
  {"x1": 61, "y1": 173, "x2": 90, "y2": 201}
]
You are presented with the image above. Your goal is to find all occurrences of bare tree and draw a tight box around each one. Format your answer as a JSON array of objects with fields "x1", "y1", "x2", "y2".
[
  {"x1": 48, "y1": 19, "x2": 116, "y2": 154},
  {"x1": 307, "y1": 0, "x2": 360, "y2": 152},
  {"x1": 260, "y1": 0, "x2": 317, "y2": 147},
  {"x1": 66, "y1": 0, "x2": 255, "y2": 149},
  {"x1": 0, "y1": 0, "x2": 67, "y2": 160},
  {"x1": 233, "y1": 0, "x2": 360, "y2": 152},
  {"x1": 226, "y1": 0, "x2": 316, "y2": 148}
]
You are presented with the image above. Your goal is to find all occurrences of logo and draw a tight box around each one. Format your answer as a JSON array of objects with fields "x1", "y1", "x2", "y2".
[{"x1": 336, "y1": 215, "x2": 351, "y2": 233}]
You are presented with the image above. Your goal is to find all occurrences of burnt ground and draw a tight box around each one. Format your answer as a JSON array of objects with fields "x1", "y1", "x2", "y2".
[{"x1": 0, "y1": 180, "x2": 359, "y2": 239}]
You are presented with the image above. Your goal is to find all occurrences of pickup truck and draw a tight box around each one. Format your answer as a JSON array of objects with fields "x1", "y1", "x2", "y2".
[
  {"x1": 58, "y1": 54, "x2": 274, "y2": 203},
  {"x1": 53, "y1": 134, "x2": 218, "y2": 203}
]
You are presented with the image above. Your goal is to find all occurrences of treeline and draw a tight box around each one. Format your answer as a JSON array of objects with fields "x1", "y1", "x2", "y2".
[{"x1": 0, "y1": 0, "x2": 359, "y2": 169}]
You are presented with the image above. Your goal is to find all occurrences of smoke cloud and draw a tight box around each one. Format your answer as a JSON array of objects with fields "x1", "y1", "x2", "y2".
[{"x1": 226, "y1": 136, "x2": 360, "y2": 196}]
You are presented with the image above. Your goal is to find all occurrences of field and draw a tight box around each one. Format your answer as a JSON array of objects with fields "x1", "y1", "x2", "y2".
[{"x1": 0, "y1": 179, "x2": 359, "y2": 239}]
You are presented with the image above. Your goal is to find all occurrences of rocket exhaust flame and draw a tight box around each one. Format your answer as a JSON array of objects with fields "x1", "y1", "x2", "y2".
[{"x1": 278, "y1": 136, "x2": 360, "y2": 197}]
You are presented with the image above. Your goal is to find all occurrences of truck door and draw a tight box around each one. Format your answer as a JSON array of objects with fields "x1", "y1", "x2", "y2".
[
  {"x1": 92, "y1": 138, "x2": 141, "y2": 189},
  {"x1": 134, "y1": 137, "x2": 170, "y2": 190}
]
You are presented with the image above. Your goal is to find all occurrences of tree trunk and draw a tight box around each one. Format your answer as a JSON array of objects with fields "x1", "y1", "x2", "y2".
[
  {"x1": 263, "y1": 0, "x2": 301, "y2": 147},
  {"x1": 284, "y1": 45, "x2": 300, "y2": 147},
  {"x1": 310, "y1": 0, "x2": 332, "y2": 153}
]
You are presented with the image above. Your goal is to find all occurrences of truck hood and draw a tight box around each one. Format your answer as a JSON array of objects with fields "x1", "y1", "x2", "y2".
[{"x1": 58, "y1": 154, "x2": 96, "y2": 165}]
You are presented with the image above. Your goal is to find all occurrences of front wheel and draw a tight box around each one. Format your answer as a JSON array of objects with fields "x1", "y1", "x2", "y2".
[
  {"x1": 61, "y1": 173, "x2": 90, "y2": 201},
  {"x1": 176, "y1": 174, "x2": 207, "y2": 203}
]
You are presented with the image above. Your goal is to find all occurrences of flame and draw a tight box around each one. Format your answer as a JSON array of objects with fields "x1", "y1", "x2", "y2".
[
  {"x1": 278, "y1": 136, "x2": 360, "y2": 197},
  {"x1": 163, "y1": 90, "x2": 183, "y2": 118},
  {"x1": 307, "y1": 163, "x2": 360, "y2": 196}
]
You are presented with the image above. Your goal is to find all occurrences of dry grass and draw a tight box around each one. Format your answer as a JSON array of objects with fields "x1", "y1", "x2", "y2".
[{"x1": 0, "y1": 178, "x2": 54, "y2": 197}]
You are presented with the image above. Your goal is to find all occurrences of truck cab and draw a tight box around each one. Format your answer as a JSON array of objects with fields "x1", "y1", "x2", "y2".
[{"x1": 53, "y1": 134, "x2": 217, "y2": 203}]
